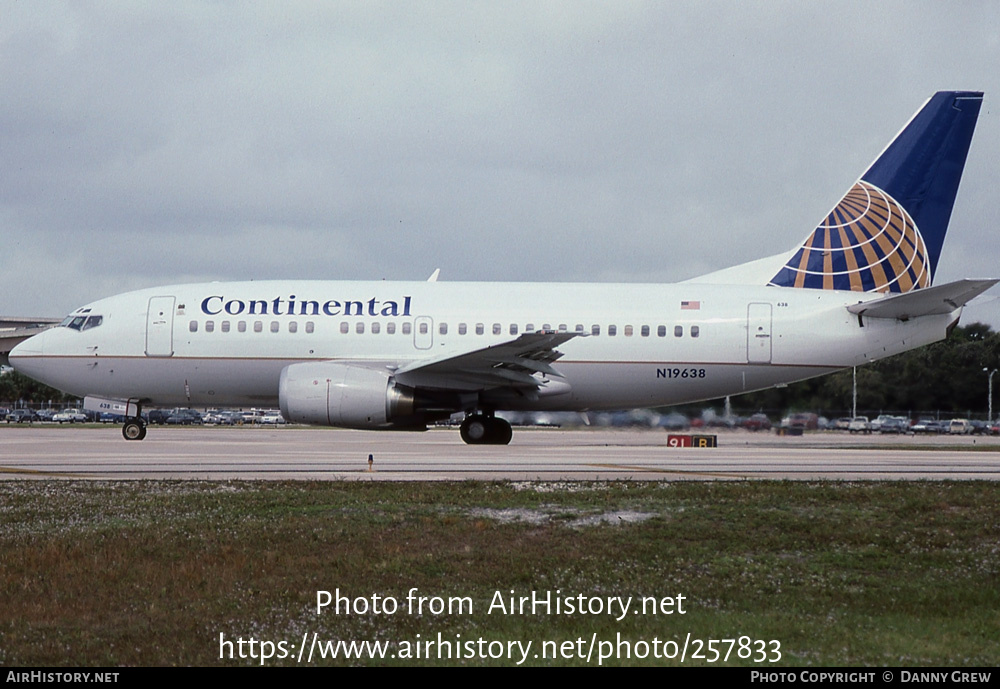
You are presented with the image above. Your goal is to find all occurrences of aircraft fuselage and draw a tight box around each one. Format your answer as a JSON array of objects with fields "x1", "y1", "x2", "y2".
[{"x1": 10, "y1": 280, "x2": 953, "y2": 411}]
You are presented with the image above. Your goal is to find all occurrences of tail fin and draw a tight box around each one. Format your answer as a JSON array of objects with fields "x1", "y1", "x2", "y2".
[{"x1": 769, "y1": 91, "x2": 983, "y2": 293}]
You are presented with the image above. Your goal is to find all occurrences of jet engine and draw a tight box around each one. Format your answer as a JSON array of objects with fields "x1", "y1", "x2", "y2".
[{"x1": 278, "y1": 362, "x2": 419, "y2": 429}]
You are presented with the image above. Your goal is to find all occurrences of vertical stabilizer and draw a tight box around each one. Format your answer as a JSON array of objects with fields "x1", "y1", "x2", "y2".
[{"x1": 769, "y1": 91, "x2": 982, "y2": 293}]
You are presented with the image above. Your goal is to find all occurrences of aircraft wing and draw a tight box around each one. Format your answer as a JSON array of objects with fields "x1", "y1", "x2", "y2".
[
  {"x1": 393, "y1": 331, "x2": 582, "y2": 391},
  {"x1": 847, "y1": 278, "x2": 999, "y2": 320}
]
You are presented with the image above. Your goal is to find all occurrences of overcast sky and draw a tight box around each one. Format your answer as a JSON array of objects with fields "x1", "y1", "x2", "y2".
[{"x1": 3, "y1": 1, "x2": 999, "y2": 326}]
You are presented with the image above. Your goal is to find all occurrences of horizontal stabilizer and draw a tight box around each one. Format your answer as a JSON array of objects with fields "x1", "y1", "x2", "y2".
[{"x1": 846, "y1": 279, "x2": 998, "y2": 320}]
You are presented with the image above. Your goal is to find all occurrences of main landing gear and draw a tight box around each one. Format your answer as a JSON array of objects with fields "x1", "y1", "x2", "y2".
[
  {"x1": 459, "y1": 413, "x2": 512, "y2": 445},
  {"x1": 122, "y1": 417, "x2": 147, "y2": 441}
]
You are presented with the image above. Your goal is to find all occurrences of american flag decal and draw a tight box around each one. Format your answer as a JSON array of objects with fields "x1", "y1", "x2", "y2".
[{"x1": 681, "y1": 300, "x2": 700, "y2": 310}]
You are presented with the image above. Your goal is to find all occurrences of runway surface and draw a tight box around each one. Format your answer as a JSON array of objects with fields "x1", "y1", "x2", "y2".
[{"x1": 3, "y1": 425, "x2": 1000, "y2": 480}]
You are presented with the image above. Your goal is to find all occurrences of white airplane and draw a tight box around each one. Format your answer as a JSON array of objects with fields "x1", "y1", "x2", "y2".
[{"x1": 11, "y1": 91, "x2": 995, "y2": 444}]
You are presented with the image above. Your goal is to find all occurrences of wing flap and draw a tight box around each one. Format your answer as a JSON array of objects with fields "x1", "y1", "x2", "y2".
[{"x1": 393, "y1": 331, "x2": 581, "y2": 391}]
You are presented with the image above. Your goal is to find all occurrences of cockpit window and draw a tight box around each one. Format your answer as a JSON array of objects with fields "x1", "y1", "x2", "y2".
[
  {"x1": 61, "y1": 314, "x2": 103, "y2": 331},
  {"x1": 61, "y1": 316, "x2": 87, "y2": 330}
]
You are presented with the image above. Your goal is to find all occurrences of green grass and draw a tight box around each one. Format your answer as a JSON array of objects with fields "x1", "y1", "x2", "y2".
[{"x1": 1, "y1": 480, "x2": 998, "y2": 666}]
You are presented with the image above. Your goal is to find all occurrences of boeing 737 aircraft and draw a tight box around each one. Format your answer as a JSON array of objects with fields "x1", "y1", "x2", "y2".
[{"x1": 10, "y1": 91, "x2": 994, "y2": 444}]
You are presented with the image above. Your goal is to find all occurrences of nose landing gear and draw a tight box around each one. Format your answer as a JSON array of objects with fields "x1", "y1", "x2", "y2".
[{"x1": 459, "y1": 413, "x2": 512, "y2": 445}]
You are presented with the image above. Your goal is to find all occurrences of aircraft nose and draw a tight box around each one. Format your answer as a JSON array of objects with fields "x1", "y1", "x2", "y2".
[
  {"x1": 11, "y1": 337, "x2": 42, "y2": 357},
  {"x1": 8, "y1": 333, "x2": 47, "y2": 375}
]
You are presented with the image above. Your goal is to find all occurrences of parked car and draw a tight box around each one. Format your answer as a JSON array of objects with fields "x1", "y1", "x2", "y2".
[
  {"x1": 781, "y1": 412, "x2": 818, "y2": 430},
  {"x1": 968, "y1": 420, "x2": 990, "y2": 435},
  {"x1": 6, "y1": 409, "x2": 39, "y2": 423},
  {"x1": 878, "y1": 416, "x2": 909, "y2": 434},
  {"x1": 53, "y1": 409, "x2": 87, "y2": 423},
  {"x1": 743, "y1": 413, "x2": 772, "y2": 431},
  {"x1": 847, "y1": 417, "x2": 870, "y2": 433},
  {"x1": 217, "y1": 410, "x2": 245, "y2": 425},
  {"x1": 240, "y1": 410, "x2": 264, "y2": 425},
  {"x1": 949, "y1": 419, "x2": 972, "y2": 435},
  {"x1": 201, "y1": 410, "x2": 226, "y2": 425},
  {"x1": 165, "y1": 409, "x2": 203, "y2": 425},
  {"x1": 146, "y1": 409, "x2": 172, "y2": 425},
  {"x1": 35, "y1": 408, "x2": 58, "y2": 422},
  {"x1": 868, "y1": 415, "x2": 895, "y2": 433}
]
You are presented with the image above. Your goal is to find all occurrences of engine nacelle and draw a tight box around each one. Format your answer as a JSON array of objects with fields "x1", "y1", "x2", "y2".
[{"x1": 279, "y1": 362, "x2": 418, "y2": 429}]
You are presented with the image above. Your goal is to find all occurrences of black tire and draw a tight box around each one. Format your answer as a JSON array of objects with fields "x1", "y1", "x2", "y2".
[
  {"x1": 460, "y1": 416, "x2": 489, "y2": 444},
  {"x1": 488, "y1": 417, "x2": 513, "y2": 445},
  {"x1": 460, "y1": 415, "x2": 513, "y2": 445},
  {"x1": 122, "y1": 419, "x2": 146, "y2": 441}
]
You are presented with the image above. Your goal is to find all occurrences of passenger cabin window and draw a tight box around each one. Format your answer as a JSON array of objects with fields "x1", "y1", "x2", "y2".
[
  {"x1": 608, "y1": 325, "x2": 617, "y2": 336},
  {"x1": 674, "y1": 326, "x2": 683, "y2": 337},
  {"x1": 658, "y1": 325, "x2": 666, "y2": 337},
  {"x1": 356, "y1": 322, "x2": 364, "y2": 334},
  {"x1": 340, "y1": 322, "x2": 349, "y2": 334},
  {"x1": 493, "y1": 323, "x2": 502, "y2": 335},
  {"x1": 205, "y1": 321, "x2": 215, "y2": 333},
  {"x1": 289, "y1": 321, "x2": 298, "y2": 333},
  {"x1": 270, "y1": 321, "x2": 279, "y2": 333},
  {"x1": 403, "y1": 323, "x2": 412, "y2": 335},
  {"x1": 591, "y1": 324, "x2": 600, "y2": 336},
  {"x1": 624, "y1": 325, "x2": 633, "y2": 337},
  {"x1": 459, "y1": 323, "x2": 467, "y2": 335},
  {"x1": 526, "y1": 323, "x2": 534, "y2": 332},
  {"x1": 386, "y1": 322, "x2": 395, "y2": 334},
  {"x1": 419, "y1": 322, "x2": 428, "y2": 335},
  {"x1": 691, "y1": 325, "x2": 700, "y2": 338},
  {"x1": 238, "y1": 321, "x2": 247, "y2": 333},
  {"x1": 189, "y1": 320, "x2": 198, "y2": 332},
  {"x1": 439, "y1": 323, "x2": 447, "y2": 335},
  {"x1": 254, "y1": 321, "x2": 263, "y2": 333},
  {"x1": 641, "y1": 325, "x2": 649, "y2": 337},
  {"x1": 476, "y1": 323, "x2": 484, "y2": 335},
  {"x1": 510, "y1": 324, "x2": 518, "y2": 335},
  {"x1": 221, "y1": 321, "x2": 231, "y2": 333},
  {"x1": 371, "y1": 322, "x2": 380, "y2": 334},
  {"x1": 306, "y1": 321, "x2": 315, "y2": 334}
]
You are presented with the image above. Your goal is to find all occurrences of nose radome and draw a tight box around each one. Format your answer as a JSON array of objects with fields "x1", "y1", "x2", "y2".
[
  {"x1": 8, "y1": 332, "x2": 49, "y2": 380},
  {"x1": 9, "y1": 333, "x2": 45, "y2": 360}
]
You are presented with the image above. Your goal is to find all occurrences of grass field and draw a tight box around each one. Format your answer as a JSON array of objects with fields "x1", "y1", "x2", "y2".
[{"x1": 1, "y1": 480, "x2": 998, "y2": 666}]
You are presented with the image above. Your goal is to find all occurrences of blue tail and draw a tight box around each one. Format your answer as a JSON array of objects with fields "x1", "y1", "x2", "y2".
[{"x1": 769, "y1": 91, "x2": 983, "y2": 293}]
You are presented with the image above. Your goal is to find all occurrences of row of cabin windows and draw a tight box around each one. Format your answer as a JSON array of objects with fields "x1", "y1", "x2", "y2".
[
  {"x1": 434, "y1": 323, "x2": 700, "y2": 338},
  {"x1": 190, "y1": 320, "x2": 316, "y2": 334},
  {"x1": 189, "y1": 320, "x2": 701, "y2": 338}
]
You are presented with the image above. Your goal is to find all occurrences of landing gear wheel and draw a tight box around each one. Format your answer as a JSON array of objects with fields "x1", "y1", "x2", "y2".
[
  {"x1": 460, "y1": 415, "x2": 512, "y2": 445},
  {"x1": 491, "y1": 417, "x2": 513, "y2": 445},
  {"x1": 460, "y1": 416, "x2": 489, "y2": 444},
  {"x1": 122, "y1": 418, "x2": 147, "y2": 441}
]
